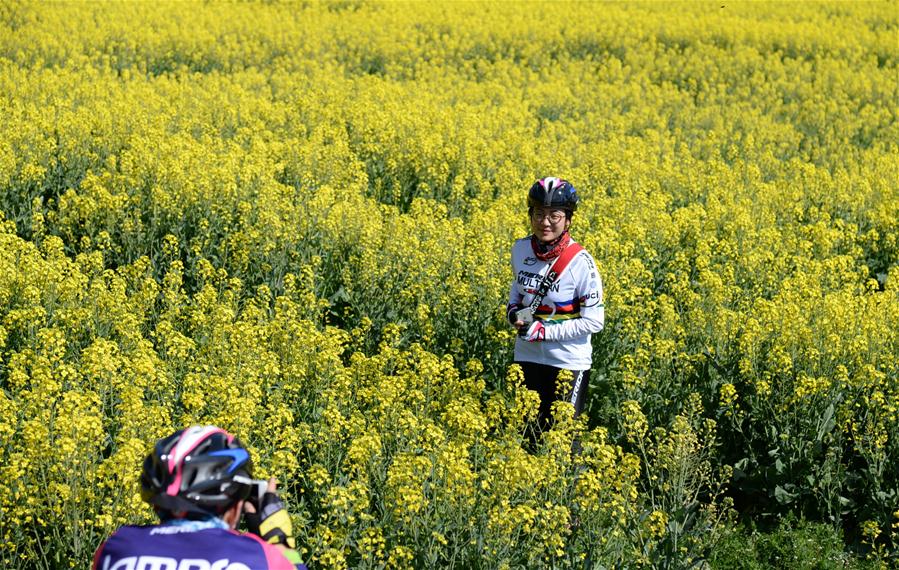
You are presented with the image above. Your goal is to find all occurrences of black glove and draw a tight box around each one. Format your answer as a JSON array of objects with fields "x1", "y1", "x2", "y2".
[
  {"x1": 244, "y1": 492, "x2": 296, "y2": 549},
  {"x1": 507, "y1": 303, "x2": 523, "y2": 326}
]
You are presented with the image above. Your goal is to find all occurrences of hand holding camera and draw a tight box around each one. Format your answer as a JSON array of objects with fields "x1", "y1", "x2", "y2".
[
  {"x1": 234, "y1": 475, "x2": 268, "y2": 508},
  {"x1": 235, "y1": 476, "x2": 296, "y2": 549}
]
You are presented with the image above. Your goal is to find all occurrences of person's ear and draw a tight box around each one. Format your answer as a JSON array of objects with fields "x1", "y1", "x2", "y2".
[{"x1": 223, "y1": 500, "x2": 244, "y2": 530}]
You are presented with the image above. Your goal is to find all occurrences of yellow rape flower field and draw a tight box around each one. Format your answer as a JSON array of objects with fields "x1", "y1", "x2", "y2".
[{"x1": 1, "y1": 1, "x2": 897, "y2": 568}]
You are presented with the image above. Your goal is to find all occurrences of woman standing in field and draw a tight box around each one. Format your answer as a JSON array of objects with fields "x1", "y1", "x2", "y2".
[{"x1": 507, "y1": 177, "x2": 605, "y2": 442}]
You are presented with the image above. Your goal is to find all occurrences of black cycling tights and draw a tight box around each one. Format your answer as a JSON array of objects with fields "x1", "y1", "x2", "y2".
[{"x1": 516, "y1": 361, "x2": 589, "y2": 443}]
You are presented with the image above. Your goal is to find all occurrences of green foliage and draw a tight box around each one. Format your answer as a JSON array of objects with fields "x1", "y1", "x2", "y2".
[{"x1": 710, "y1": 516, "x2": 878, "y2": 570}]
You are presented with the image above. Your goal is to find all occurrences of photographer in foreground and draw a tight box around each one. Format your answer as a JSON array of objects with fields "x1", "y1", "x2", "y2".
[{"x1": 93, "y1": 425, "x2": 306, "y2": 570}]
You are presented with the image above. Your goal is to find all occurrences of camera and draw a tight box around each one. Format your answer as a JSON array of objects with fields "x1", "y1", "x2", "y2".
[
  {"x1": 515, "y1": 307, "x2": 534, "y2": 325},
  {"x1": 233, "y1": 475, "x2": 268, "y2": 507}
]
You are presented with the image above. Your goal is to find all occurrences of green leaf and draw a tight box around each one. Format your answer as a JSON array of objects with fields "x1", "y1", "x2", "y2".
[
  {"x1": 774, "y1": 485, "x2": 798, "y2": 504},
  {"x1": 815, "y1": 403, "x2": 835, "y2": 442}
]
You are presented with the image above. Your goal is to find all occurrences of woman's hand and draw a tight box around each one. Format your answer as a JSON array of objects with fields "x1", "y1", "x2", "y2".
[
  {"x1": 507, "y1": 303, "x2": 526, "y2": 329},
  {"x1": 244, "y1": 478, "x2": 296, "y2": 549},
  {"x1": 520, "y1": 321, "x2": 546, "y2": 342}
]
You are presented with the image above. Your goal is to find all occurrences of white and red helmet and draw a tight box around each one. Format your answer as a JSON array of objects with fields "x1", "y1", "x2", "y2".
[{"x1": 140, "y1": 426, "x2": 253, "y2": 516}]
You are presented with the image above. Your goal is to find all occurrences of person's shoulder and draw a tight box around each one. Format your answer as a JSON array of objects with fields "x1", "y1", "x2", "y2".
[
  {"x1": 513, "y1": 236, "x2": 531, "y2": 247},
  {"x1": 103, "y1": 523, "x2": 249, "y2": 544},
  {"x1": 102, "y1": 523, "x2": 158, "y2": 539},
  {"x1": 569, "y1": 241, "x2": 598, "y2": 267},
  {"x1": 511, "y1": 236, "x2": 532, "y2": 256}
]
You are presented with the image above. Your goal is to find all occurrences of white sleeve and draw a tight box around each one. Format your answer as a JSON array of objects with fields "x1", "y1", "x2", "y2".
[
  {"x1": 506, "y1": 248, "x2": 525, "y2": 325},
  {"x1": 541, "y1": 251, "x2": 604, "y2": 342},
  {"x1": 507, "y1": 246, "x2": 524, "y2": 307}
]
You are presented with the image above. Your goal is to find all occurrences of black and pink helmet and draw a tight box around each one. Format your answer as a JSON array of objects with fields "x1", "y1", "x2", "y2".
[
  {"x1": 527, "y1": 177, "x2": 579, "y2": 213},
  {"x1": 140, "y1": 426, "x2": 253, "y2": 517}
]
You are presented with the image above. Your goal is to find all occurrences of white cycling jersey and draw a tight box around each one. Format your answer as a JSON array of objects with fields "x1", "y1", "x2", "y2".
[{"x1": 507, "y1": 237, "x2": 605, "y2": 369}]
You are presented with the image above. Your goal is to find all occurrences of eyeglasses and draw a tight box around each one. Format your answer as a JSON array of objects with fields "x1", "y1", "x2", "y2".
[{"x1": 531, "y1": 209, "x2": 566, "y2": 224}]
